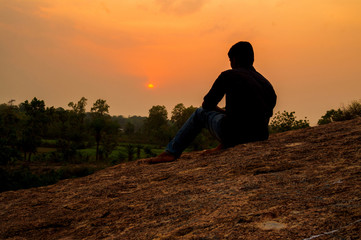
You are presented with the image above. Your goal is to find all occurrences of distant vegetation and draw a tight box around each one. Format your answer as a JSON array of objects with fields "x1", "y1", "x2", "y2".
[
  {"x1": 269, "y1": 100, "x2": 361, "y2": 132},
  {"x1": 269, "y1": 111, "x2": 310, "y2": 133},
  {"x1": 0, "y1": 98, "x2": 216, "y2": 192},
  {"x1": 1, "y1": 97, "x2": 359, "y2": 192},
  {"x1": 318, "y1": 100, "x2": 361, "y2": 125}
]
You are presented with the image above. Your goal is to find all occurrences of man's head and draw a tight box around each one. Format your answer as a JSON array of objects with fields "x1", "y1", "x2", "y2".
[{"x1": 228, "y1": 41, "x2": 254, "y2": 68}]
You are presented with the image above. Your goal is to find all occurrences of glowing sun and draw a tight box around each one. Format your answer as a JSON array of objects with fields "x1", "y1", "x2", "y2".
[{"x1": 147, "y1": 83, "x2": 154, "y2": 88}]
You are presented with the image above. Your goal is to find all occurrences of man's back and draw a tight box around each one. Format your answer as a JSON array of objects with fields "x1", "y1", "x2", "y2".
[
  {"x1": 223, "y1": 67, "x2": 276, "y2": 121},
  {"x1": 203, "y1": 66, "x2": 277, "y2": 145}
]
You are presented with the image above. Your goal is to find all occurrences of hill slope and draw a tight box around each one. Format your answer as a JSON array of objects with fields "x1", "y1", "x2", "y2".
[{"x1": 1, "y1": 118, "x2": 361, "y2": 239}]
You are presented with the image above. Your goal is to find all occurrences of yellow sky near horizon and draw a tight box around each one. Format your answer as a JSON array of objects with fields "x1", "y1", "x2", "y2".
[{"x1": 1, "y1": 0, "x2": 361, "y2": 124}]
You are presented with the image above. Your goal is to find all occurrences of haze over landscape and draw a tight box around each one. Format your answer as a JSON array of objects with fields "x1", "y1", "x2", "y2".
[{"x1": 1, "y1": 0, "x2": 361, "y2": 124}]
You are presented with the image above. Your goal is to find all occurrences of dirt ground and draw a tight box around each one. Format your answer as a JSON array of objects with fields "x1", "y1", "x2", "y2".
[{"x1": 1, "y1": 118, "x2": 361, "y2": 240}]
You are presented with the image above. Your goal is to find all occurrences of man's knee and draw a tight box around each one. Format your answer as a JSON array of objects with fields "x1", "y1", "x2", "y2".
[
  {"x1": 195, "y1": 107, "x2": 205, "y2": 114},
  {"x1": 189, "y1": 107, "x2": 209, "y2": 126},
  {"x1": 193, "y1": 107, "x2": 205, "y2": 119}
]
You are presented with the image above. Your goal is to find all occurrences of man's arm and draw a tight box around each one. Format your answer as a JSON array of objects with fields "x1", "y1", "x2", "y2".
[
  {"x1": 202, "y1": 101, "x2": 226, "y2": 114},
  {"x1": 202, "y1": 72, "x2": 227, "y2": 113}
]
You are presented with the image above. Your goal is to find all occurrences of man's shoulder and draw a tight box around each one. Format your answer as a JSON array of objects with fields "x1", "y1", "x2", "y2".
[
  {"x1": 220, "y1": 68, "x2": 255, "y2": 79},
  {"x1": 219, "y1": 69, "x2": 240, "y2": 79},
  {"x1": 222, "y1": 66, "x2": 258, "y2": 74},
  {"x1": 221, "y1": 69, "x2": 237, "y2": 75}
]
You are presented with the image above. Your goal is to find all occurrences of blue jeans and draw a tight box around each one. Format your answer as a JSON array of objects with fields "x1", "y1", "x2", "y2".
[{"x1": 166, "y1": 107, "x2": 225, "y2": 157}]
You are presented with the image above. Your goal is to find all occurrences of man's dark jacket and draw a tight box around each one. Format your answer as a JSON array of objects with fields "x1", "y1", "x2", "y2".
[{"x1": 203, "y1": 66, "x2": 277, "y2": 146}]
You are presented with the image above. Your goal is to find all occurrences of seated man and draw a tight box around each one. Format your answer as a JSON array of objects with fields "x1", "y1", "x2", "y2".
[{"x1": 147, "y1": 41, "x2": 277, "y2": 164}]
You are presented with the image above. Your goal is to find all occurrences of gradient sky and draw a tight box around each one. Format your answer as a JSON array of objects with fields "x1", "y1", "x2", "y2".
[{"x1": 1, "y1": 0, "x2": 361, "y2": 124}]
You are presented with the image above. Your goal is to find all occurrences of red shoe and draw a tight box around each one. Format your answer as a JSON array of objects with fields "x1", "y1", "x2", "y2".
[{"x1": 145, "y1": 152, "x2": 177, "y2": 164}]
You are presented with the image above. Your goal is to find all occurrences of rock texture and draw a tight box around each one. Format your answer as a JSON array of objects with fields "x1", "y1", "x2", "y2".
[{"x1": 1, "y1": 118, "x2": 361, "y2": 240}]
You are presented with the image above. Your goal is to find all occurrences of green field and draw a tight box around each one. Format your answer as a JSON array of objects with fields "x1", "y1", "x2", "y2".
[{"x1": 1, "y1": 142, "x2": 165, "y2": 193}]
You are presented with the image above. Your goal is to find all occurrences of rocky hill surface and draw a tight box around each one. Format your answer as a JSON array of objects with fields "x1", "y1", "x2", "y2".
[{"x1": 1, "y1": 118, "x2": 361, "y2": 240}]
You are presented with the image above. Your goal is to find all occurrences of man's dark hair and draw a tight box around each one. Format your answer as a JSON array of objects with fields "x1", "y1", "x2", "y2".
[{"x1": 228, "y1": 41, "x2": 254, "y2": 67}]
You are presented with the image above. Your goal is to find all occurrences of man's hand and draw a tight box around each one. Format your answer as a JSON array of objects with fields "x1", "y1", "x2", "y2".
[
  {"x1": 214, "y1": 106, "x2": 226, "y2": 114},
  {"x1": 202, "y1": 101, "x2": 226, "y2": 114}
]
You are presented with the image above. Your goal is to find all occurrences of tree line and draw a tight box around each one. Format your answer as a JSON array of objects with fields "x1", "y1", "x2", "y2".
[
  {"x1": 0, "y1": 98, "x2": 218, "y2": 166},
  {"x1": 1, "y1": 97, "x2": 115, "y2": 165}
]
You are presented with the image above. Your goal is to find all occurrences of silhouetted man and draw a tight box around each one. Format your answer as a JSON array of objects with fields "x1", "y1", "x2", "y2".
[{"x1": 147, "y1": 41, "x2": 277, "y2": 164}]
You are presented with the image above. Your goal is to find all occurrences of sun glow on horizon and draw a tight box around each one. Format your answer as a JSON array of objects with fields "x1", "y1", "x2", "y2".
[{"x1": 1, "y1": 0, "x2": 361, "y2": 123}]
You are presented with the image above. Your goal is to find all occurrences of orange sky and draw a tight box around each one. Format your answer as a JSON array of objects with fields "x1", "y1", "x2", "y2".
[{"x1": 1, "y1": 0, "x2": 361, "y2": 124}]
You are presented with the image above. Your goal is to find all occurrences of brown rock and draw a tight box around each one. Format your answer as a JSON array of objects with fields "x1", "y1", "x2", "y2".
[{"x1": 1, "y1": 118, "x2": 361, "y2": 239}]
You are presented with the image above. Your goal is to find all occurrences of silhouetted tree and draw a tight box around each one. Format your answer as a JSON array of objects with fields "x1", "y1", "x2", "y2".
[
  {"x1": 19, "y1": 98, "x2": 48, "y2": 161},
  {"x1": 67, "y1": 97, "x2": 89, "y2": 148},
  {"x1": 100, "y1": 119, "x2": 120, "y2": 159},
  {"x1": 143, "y1": 105, "x2": 170, "y2": 145},
  {"x1": 68, "y1": 97, "x2": 87, "y2": 115},
  {"x1": 47, "y1": 97, "x2": 90, "y2": 161},
  {"x1": 0, "y1": 103, "x2": 21, "y2": 165},
  {"x1": 269, "y1": 111, "x2": 309, "y2": 133},
  {"x1": 90, "y1": 99, "x2": 112, "y2": 161},
  {"x1": 91, "y1": 99, "x2": 109, "y2": 115},
  {"x1": 318, "y1": 100, "x2": 361, "y2": 125},
  {"x1": 343, "y1": 100, "x2": 361, "y2": 118},
  {"x1": 171, "y1": 103, "x2": 197, "y2": 129},
  {"x1": 318, "y1": 109, "x2": 344, "y2": 125}
]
